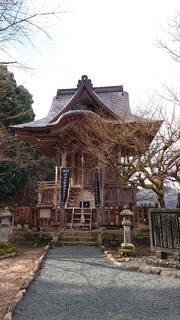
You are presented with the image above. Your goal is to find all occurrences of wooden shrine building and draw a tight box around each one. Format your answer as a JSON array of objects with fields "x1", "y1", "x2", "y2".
[{"x1": 10, "y1": 75, "x2": 161, "y2": 228}]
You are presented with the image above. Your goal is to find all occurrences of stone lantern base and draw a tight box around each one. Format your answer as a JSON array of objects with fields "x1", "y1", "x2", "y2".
[
  {"x1": 119, "y1": 243, "x2": 136, "y2": 257},
  {"x1": 121, "y1": 243, "x2": 135, "y2": 250}
]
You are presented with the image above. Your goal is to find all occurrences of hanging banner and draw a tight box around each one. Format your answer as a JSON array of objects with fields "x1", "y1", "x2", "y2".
[
  {"x1": 61, "y1": 167, "x2": 70, "y2": 204},
  {"x1": 95, "y1": 168, "x2": 100, "y2": 207}
]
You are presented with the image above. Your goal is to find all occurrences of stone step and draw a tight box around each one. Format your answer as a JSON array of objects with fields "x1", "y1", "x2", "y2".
[
  {"x1": 59, "y1": 235, "x2": 97, "y2": 240},
  {"x1": 57, "y1": 230, "x2": 98, "y2": 246},
  {"x1": 61, "y1": 231, "x2": 95, "y2": 235},
  {"x1": 57, "y1": 240, "x2": 97, "y2": 246},
  {"x1": 58, "y1": 233, "x2": 97, "y2": 239}
]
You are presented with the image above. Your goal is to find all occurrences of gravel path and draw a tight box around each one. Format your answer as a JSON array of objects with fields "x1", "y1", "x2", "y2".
[{"x1": 13, "y1": 246, "x2": 180, "y2": 320}]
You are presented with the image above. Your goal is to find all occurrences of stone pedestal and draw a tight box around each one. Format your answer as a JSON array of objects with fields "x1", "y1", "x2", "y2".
[{"x1": 0, "y1": 207, "x2": 13, "y2": 242}]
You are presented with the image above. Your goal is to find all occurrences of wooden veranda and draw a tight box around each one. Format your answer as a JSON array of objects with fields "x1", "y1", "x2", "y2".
[{"x1": 35, "y1": 175, "x2": 136, "y2": 229}]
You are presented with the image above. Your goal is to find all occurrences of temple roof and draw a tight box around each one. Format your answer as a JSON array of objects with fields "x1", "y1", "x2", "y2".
[
  {"x1": 11, "y1": 75, "x2": 133, "y2": 129},
  {"x1": 10, "y1": 75, "x2": 162, "y2": 158}
]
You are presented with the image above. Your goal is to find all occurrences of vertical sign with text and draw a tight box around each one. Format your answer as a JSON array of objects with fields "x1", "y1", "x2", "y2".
[
  {"x1": 61, "y1": 167, "x2": 70, "y2": 204},
  {"x1": 95, "y1": 168, "x2": 100, "y2": 207}
]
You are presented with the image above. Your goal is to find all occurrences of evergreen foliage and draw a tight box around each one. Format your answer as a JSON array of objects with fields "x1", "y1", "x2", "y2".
[{"x1": 0, "y1": 66, "x2": 54, "y2": 204}]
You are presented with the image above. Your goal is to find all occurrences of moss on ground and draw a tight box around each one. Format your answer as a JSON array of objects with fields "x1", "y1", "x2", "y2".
[{"x1": 0, "y1": 242, "x2": 15, "y2": 256}]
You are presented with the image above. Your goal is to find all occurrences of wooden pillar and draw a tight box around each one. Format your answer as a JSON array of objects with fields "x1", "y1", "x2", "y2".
[
  {"x1": 55, "y1": 166, "x2": 58, "y2": 182},
  {"x1": 54, "y1": 146, "x2": 61, "y2": 224},
  {"x1": 117, "y1": 149, "x2": 122, "y2": 207},
  {"x1": 96, "y1": 207, "x2": 100, "y2": 229},
  {"x1": 29, "y1": 203, "x2": 33, "y2": 229},
  {"x1": 71, "y1": 153, "x2": 75, "y2": 186},
  {"x1": 55, "y1": 145, "x2": 61, "y2": 166},
  {"x1": 14, "y1": 204, "x2": 18, "y2": 226},
  {"x1": 100, "y1": 166, "x2": 105, "y2": 208},
  {"x1": 99, "y1": 166, "x2": 105, "y2": 227},
  {"x1": 38, "y1": 186, "x2": 42, "y2": 205},
  {"x1": 61, "y1": 149, "x2": 67, "y2": 167},
  {"x1": 34, "y1": 207, "x2": 37, "y2": 227}
]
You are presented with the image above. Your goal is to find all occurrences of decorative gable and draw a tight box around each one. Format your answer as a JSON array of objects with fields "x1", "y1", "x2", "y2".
[{"x1": 50, "y1": 75, "x2": 118, "y2": 123}]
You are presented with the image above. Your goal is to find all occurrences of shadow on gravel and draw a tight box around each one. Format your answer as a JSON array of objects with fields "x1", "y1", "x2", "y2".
[
  {"x1": 13, "y1": 246, "x2": 180, "y2": 320},
  {"x1": 13, "y1": 276, "x2": 180, "y2": 320}
]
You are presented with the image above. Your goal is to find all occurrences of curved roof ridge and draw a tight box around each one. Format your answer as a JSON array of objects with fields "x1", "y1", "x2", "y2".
[{"x1": 47, "y1": 109, "x2": 102, "y2": 127}]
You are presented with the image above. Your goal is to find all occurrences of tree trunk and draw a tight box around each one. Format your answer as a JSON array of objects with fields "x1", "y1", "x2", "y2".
[
  {"x1": 157, "y1": 195, "x2": 165, "y2": 208},
  {"x1": 177, "y1": 193, "x2": 180, "y2": 208}
]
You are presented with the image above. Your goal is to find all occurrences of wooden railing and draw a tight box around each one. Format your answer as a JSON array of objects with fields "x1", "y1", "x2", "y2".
[
  {"x1": 13, "y1": 204, "x2": 154, "y2": 228},
  {"x1": 135, "y1": 203, "x2": 158, "y2": 224},
  {"x1": 100, "y1": 207, "x2": 123, "y2": 227},
  {"x1": 35, "y1": 181, "x2": 160, "y2": 225}
]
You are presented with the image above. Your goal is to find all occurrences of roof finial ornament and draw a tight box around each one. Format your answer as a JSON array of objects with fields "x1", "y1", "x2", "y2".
[{"x1": 77, "y1": 75, "x2": 93, "y2": 88}]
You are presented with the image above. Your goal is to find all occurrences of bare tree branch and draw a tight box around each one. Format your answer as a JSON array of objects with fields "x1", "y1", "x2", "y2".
[{"x1": 0, "y1": 0, "x2": 65, "y2": 64}]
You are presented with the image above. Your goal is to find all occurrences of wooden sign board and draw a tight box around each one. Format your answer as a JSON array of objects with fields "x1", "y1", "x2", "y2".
[{"x1": 39, "y1": 208, "x2": 51, "y2": 219}]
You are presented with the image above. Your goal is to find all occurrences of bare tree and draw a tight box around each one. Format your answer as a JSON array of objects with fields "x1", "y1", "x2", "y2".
[
  {"x1": 157, "y1": 9, "x2": 180, "y2": 107},
  {"x1": 70, "y1": 105, "x2": 180, "y2": 208},
  {"x1": 0, "y1": 0, "x2": 64, "y2": 65},
  {"x1": 157, "y1": 10, "x2": 180, "y2": 63}
]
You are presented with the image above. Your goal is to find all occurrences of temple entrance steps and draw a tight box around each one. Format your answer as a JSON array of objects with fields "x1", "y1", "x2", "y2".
[
  {"x1": 71, "y1": 208, "x2": 92, "y2": 229},
  {"x1": 57, "y1": 229, "x2": 98, "y2": 246},
  {"x1": 67, "y1": 185, "x2": 95, "y2": 208}
]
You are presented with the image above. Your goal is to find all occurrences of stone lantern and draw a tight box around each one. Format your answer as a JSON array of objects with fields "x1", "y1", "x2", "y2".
[
  {"x1": 0, "y1": 207, "x2": 13, "y2": 242},
  {"x1": 120, "y1": 205, "x2": 135, "y2": 251}
]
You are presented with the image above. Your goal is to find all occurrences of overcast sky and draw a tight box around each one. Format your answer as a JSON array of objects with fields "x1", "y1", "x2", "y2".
[{"x1": 13, "y1": 0, "x2": 180, "y2": 120}]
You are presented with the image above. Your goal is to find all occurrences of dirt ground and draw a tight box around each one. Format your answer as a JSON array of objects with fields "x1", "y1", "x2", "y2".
[{"x1": 0, "y1": 247, "x2": 44, "y2": 320}]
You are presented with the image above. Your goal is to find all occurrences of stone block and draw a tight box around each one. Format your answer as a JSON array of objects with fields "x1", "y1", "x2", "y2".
[
  {"x1": 14, "y1": 290, "x2": 24, "y2": 302},
  {"x1": 104, "y1": 233, "x2": 114, "y2": 241},
  {"x1": 160, "y1": 271, "x2": 174, "y2": 277},
  {"x1": 127, "y1": 265, "x2": 139, "y2": 271},
  {"x1": 142, "y1": 267, "x2": 152, "y2": 274},
  {"x1": 174, "y1": 252, "x2": 180, "y2": 261},
  {"x1": 151, "y1": 267, "x2": 161, "y2": 275},
  {"x1": 3, "y1": 312, "x2": 12, "y2": 320},
  {"x1": 8, "y1": 300, "x2": 17, "y2": 313},
  {"x1": 114, "y1": 233, "x2": 123, "y2": 241},
  {"x1": 156, "y1": 251, "x2": 168, "y2": 259}
]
